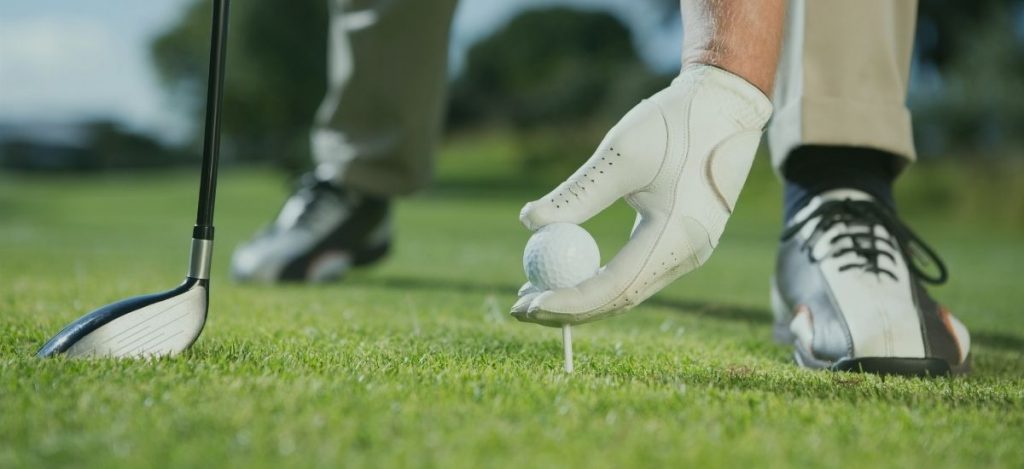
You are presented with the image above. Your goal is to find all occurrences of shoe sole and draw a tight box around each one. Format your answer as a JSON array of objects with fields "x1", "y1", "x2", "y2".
[
  {"x1": 299, "y1": 241, "x2": 391, "y2": 283},
  {"x1": 770, "y1": 277, "x2": 965, "y2": 377},
  {"x1": 831, "y1": 357, "x2": 951, "y2": 376},
  {"x1": 352, "y1": 241, "x2": 390, "y2": 267}
]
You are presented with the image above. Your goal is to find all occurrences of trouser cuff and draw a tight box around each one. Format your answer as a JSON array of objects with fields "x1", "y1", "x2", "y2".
[{"x1": 769, "y1": 96, "x2": 916, "y2": 172}]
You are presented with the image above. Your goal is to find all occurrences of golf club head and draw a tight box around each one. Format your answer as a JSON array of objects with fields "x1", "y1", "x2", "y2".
[{"x1": 36, "y1": 278, "x2": 208, "y2": 358}]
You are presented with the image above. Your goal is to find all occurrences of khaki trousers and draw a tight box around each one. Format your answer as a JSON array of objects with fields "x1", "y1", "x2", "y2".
[
  {"x1": 770, "y1": 0, "x2": 919, "y2": 171},
  {"x1": 311, "y1": 0, "x2": 458, "y2": 196},
  {"x1": 312, "y1": 0, "x2": 919, "y2": 194}
]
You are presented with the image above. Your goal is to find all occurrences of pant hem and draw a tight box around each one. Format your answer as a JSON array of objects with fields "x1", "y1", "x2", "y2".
[{"x1": 769, "y1": 95, "x2": 916, "y2": 171}]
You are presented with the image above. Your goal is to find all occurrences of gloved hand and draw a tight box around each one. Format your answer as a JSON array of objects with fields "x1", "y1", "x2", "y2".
[{"x1": 511, "y1": 65, "x2": 772, "y2": 327}]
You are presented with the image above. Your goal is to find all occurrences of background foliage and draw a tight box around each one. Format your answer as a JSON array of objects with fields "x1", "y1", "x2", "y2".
[
  {"x1": 6, "y1": 0, "x2": 1014, "y2": 172},
  {"x1": 152, "y1": 0, "x2": 329, "y2": 172},
  {"x1": 146, "y1": 0, "x2": 1023, "y2": 174}
]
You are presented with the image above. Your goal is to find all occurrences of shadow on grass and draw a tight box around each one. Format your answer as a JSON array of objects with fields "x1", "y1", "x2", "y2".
[
  {"x1": 351, "y1": 273, "x2": 772, "y2": 323},
  {"x1": 970, "y1": 331, "x2": 1024, "y2": 352},
  {"x1": 347, "y1": 274, "x2": 1024, "y2": 352}
]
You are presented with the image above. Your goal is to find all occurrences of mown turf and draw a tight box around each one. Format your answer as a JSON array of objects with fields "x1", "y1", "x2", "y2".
[{"x1": 1, "y1": 138, "x2": 1022, "y2": 468}]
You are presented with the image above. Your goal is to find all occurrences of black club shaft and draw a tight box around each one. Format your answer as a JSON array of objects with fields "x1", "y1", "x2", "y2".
[{"x1": 194, "y1": 0, "x2": 230, "y2": 240}]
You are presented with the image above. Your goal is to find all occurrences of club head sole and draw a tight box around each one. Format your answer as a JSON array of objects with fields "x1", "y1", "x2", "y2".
[{"x1": 37, "y1": 278, "x2": 208, "y2": 358}]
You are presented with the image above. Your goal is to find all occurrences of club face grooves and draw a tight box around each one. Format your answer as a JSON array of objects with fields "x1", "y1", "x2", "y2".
[{"x1": 36, "y1": 278, "x2": 208, "y2": 358}]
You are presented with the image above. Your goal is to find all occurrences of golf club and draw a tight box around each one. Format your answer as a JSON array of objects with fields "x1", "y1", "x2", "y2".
[{"x1": 37, "y1": 0, "x2": 231, "y2": 358}]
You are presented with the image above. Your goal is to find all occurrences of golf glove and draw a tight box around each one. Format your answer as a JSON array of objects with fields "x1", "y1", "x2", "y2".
[{"x1": 512, "y1": 65, "x2": 772, "y2": 327}]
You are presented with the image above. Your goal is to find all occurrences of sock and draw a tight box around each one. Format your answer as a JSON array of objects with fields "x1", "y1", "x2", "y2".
[{"x1": 782, "y1": 145, "x2": 902, "y2": 222}]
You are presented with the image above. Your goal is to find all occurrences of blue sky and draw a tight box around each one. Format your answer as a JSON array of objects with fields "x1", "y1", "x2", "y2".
[
  {"x1": 0, "y1": 0, "x2": 193, "y2": 139},
  {"x1": 0, "y1": 0, "x2": 680, "y2": 142}
]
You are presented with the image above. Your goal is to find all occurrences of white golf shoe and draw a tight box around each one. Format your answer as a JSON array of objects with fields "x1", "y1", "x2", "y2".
[
  {"x1": 231, "y1": 173, "x2": 391, "y2": 283},
  {"x1": 772, "y1": 189, "x2": 971, "y2": 376}
]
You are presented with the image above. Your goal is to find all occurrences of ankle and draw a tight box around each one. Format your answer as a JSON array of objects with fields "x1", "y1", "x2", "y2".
[{"x1": 782, "y1": 146, "x2": 903, "y2": 222}]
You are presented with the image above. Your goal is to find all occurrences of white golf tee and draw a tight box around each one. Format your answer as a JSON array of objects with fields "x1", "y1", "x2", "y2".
[{"x1": 562, "y1": 323, "x2": 574, "y2": 373}]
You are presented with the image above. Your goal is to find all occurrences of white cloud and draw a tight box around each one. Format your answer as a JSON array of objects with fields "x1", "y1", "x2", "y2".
[
  {"x1": 0, "y1": 18, "x2": 185, "y2": 137},
  {"x1": 0, "y1": 3, "x2": 191, "y2": 142}
]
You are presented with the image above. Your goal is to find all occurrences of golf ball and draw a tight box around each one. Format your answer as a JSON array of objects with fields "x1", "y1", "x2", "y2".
[{"x1": 523, "y1": 223, "x2": 600, "y2": 290}]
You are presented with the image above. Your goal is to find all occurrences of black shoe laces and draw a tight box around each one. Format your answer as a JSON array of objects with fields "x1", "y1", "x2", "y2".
[{"x1": 781, "y1": 199, "x2": 948, "y2": 284}]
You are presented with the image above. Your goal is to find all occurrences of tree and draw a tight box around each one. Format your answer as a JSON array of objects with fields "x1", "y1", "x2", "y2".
[
  {"x1": 449, "y1": 8, "x2": 665, "y2": 129},
  {"x1": 912, "y1": 0, "x2": 1024, "y2": 158},
  {"x1": 447, "y1": 8, "x2": 670, "y2": 176},
  {"x1": 152, "y1": 0, "x2": 328, "y2": 170}
]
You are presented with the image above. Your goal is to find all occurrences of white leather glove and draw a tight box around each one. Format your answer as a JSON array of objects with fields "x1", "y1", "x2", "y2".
[{"x1": 511, "y1": 65, "x2": 772, "y2": 327}]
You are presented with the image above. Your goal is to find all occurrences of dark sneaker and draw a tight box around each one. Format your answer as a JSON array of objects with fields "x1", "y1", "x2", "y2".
[
  {"x1": 231, "y1": 173, "x2": 390, "y2": 283},
  {"x1": 771, "y1": 189, "x2": 970, "y2": 376}
]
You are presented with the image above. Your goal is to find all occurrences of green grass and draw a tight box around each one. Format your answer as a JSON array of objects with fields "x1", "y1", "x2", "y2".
[{"x1": 1, "y1": 137, "x2": 1023, "y2": 468}]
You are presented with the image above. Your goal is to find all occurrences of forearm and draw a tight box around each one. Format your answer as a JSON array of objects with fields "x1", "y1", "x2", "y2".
[{"x1": 681, "y1": 0, "x2": 785, "y2": 95}]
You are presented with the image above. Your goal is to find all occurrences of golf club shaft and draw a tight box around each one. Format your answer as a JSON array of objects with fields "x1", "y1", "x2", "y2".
[{"x1": 194, "y1": 0, "x2": 230, "y2": 241}]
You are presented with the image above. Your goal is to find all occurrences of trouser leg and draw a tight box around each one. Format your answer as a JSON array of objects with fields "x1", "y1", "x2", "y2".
[
  {"x1": 769, "y1": 0, "x2": 919, "y2": 172},
  {"x1": 312, "y1": 0, "x2": 459, "y2": 196}
]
